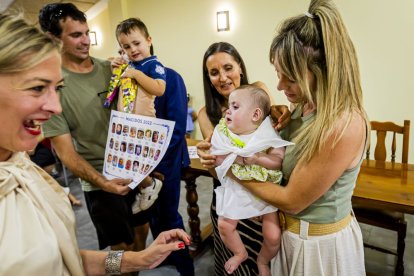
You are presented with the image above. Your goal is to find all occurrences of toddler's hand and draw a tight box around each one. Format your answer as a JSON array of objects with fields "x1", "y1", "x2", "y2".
[
  {"x1": 111, "y1": 56, "x2": 127, "y2": 70},
  {"x1": 121, "y1": 67, "x2": 138, "y2": 79}
]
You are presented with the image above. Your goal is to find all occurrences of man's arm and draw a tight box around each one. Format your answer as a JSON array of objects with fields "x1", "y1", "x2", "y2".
[{"x1": 50, "y1": 133, "x2": 131, "y2": 195}]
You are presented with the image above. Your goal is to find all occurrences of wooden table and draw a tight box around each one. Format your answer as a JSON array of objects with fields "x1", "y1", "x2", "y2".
[
  {"x1": 353, "y1": 159, "x2": 414, "y2": 215},
  {"x1": 181, "y1": 139, "x2": 213, "y2": 255},
  {"x1": 182, "y1": 140, "x2": 414, "y2": 254}
]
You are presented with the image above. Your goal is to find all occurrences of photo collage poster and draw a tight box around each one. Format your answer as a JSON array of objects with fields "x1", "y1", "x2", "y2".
[{"x1": 103, "y1": 110, "x2": 175, "y2": 189}]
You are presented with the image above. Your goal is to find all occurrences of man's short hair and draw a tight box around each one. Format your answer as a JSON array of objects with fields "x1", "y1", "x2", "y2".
[{"x1": 38, "y1": 3, "x2": 86, "y2": 37}]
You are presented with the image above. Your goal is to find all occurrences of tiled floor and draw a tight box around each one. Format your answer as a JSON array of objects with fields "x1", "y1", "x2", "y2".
[
  {"x1": 361, "y1": 214, "x2": 414, "y2": 276},
  {"x1": 69, "y1": 174, "x2": 414, "y2": 275}
]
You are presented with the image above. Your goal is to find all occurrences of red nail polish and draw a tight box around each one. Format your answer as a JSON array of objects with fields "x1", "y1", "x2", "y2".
[{"x1": 178, "y1": 242, "x2": 185, "y2": 249}]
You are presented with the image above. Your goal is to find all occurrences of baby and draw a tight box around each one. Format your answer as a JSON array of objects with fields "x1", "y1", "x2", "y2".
[{"x1": 211, "y1": 85, "x2": 292, "y2": 276}]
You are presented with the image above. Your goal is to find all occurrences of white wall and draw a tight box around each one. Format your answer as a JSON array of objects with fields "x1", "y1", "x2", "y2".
[{"x1": 90, "y1": 0, "x2": 414, "y2": 162}]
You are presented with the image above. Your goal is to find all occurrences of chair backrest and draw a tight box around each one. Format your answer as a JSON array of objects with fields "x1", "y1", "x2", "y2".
[{"x1": 366, "y1": 120, "x2": 410, "y2": 163}]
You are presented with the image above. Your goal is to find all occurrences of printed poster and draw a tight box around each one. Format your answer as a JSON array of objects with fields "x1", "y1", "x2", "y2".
[
  {"x1": 187, "y1": 146, "x2": 199, "y2": 159},
  {"x1": 103, "y1": 110, "x2": 175, "y2": 189}
]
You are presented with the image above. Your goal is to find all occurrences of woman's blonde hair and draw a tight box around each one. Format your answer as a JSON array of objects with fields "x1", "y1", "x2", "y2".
[
  {"x1": 0, "y1": 13, "x2": 60, "y2": 74},
  {"x1": 269, "y1": 0, "x2": 368, "y2": 163}
]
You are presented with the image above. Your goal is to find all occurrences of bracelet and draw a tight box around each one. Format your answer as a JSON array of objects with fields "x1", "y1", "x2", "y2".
[{"x1": 105, "y1": 250, "x2": 124, "y2": 275}]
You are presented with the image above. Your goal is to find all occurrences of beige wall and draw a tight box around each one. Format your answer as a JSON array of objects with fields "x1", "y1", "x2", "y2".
[{"x1": 89, "y1": 0, "x2": 414, "y2": 162}]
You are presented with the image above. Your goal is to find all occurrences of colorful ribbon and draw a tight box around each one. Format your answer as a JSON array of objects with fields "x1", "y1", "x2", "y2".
[{"x1": 104, "y1": 64, "x2": 138, "y2": 113}]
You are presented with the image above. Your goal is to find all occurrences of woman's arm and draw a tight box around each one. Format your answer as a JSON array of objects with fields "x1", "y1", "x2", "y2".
[
  {"x1": 197, "y1": 106, "x2": 215, "y2": 139},
  {"x1": 196, "y1": 107, "x2": 218, "y2": 176},
  {"x1": 191, "y1": 110, "x2": 198, "y2": 122},
  {"x1": 235, "y1": 114, "x2": 366, "y2": 214},
  {"x1": 80, "y1": 229, "x2": 190, "y2": 275}
]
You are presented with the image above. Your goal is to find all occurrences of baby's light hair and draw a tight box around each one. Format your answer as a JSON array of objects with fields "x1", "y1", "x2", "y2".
[{"x1": 237, "y1": 84, "x2": 271, "y2": 120}]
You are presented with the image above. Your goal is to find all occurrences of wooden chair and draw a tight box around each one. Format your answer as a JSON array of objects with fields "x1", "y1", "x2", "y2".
[{"x1": 354, "y1": 120, "x2": 410, "y2": 276}]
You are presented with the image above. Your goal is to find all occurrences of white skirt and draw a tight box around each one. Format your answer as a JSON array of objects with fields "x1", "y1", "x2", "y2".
[{"x1": 271, "y1": 216, "x2": 365, "y2": 276}]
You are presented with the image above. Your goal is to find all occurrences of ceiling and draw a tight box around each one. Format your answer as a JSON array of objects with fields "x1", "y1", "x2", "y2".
[{"x1": 3, "y1": 0, "x2": 100, "y2": 25}]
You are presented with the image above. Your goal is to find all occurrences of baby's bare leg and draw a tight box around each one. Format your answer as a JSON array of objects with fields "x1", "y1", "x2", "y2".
[
  {"x1": 257, "y1": 212, "x2": 281, "y2": 276},
  {"x1": 218, "y1": 216, "x2": 248, "y2": 274}
]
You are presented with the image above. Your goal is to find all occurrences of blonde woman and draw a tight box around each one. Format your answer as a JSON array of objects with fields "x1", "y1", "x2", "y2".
[
  {"x1": 198, "y1": 0, "x2": 368, "y2": 274},
  {"x1": 0, "y1": 13, "x2": 190, "y2": 276}
]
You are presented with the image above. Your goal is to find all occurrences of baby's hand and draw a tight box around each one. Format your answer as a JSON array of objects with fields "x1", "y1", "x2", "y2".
[
  {"x1": 121, "y1": 67, "x2": 138, "y2": 79},
  {"x1": 215, "y1": 154, "x2": 228, "y2": 166},
  {"x1": 234, "y1": 156, "x2": 244, "y2": 165},
  {"x1": 243, "y1": 154, "x2": 258, "y2": 165}
]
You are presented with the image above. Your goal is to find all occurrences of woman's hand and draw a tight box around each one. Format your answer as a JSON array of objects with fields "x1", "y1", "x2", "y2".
[
  {"x1": 141, "y1": 229, "x2": 191, "y2": 269},
  {"x1": 271, "y1": 105, "x2": 291, "y2": 130},
  {"x1": 113, "y1": 229, "x2": 191, "y2": 273},
  {"x1": 196, "y1": 136, "x2": 217, "y2": 169}
]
